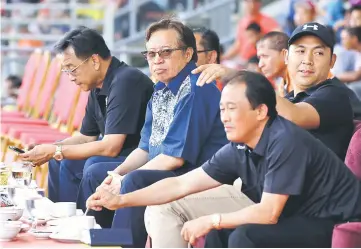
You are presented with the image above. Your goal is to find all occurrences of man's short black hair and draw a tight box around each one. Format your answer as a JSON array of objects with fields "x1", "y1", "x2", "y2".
[
  {"x1": 351, "y1": 5, "x2": 361, "y2": 13},
  {"x1": 258, "y1": 31, "x2": 289, "y2": 51},
  {"x1": 192, "y1": 27, "x2": 221, "y2": 64},
  {"x1": 346, "y1": 26, "x2": 361, "y2": 43},
  {"x1": 223, "y1": 70, "x2": 278, "y2": 118},
  {"x1": 146, "y1": 18, "x2": 198, "y2": 62},
  {"x1": 246, "y1": 22, "x2": 262, "y2": 33},
  {"x1": 6, "y1": 75, "x2": 22, "y2": 88},
  {"x1": 54, "y1": 26, "x2": 111, "y2": 60}
]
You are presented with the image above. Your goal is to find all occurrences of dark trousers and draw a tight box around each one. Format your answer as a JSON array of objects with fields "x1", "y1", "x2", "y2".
[
  {"x1": 77, "y1": 162, "x2": 123, "y2": 228},
  {"x1": 205, "y1": 216, "x2": 335, "y2": 248},
  {"x1": 111, "y1": 170, "x2": 177, "y2": 248},
  {"x1": 48, "y1": 156, "x2": 124, "y2": 203}
]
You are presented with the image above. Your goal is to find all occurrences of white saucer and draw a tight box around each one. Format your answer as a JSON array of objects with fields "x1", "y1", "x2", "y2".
[
  {"x1": 49, "y1": 232, "x2": 81, "y2": 243},
  {"x1": 29, "y1": 230, "x2": 52, "y2": 239}
]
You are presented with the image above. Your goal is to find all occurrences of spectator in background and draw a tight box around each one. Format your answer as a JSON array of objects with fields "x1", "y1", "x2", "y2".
[
  {"x1": 1, "y1": 75, "x2": 21, "y2": 108},
  {"x1": 246, "y1": 55, "x2": 261, "y2": 73},
  {"x1": 245, "y1": 22, "x2": 262, "y2": 52},
  {"x1": 338, "y1": 26, "x2": 361, "y2": 99},
  {"x1": 222, "y1": 0, "x2": 279, "y2": 66},
  {"x1": 256, "y1": 31, "x2": 290, "y2": 96},
  {"x1": 193, "y1": 27, "x2": 223, "y2": 90},
  {"x1": 350, "y1": 4, "x2": 361, "y2": 27},
  {"x1": 293, "y1": 0, "x2": 316, "y2": 27}
]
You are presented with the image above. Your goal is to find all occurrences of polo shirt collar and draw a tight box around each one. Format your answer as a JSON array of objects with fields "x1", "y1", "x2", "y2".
[
  {"x1": 97, "y1": 57, "x2": 123, "y2": 96},
  {"x1": 154, "y1": 62, "x2": 196, "y2": 95},
  {"x1": 285, "y1": 79, "x2": 331, "y2": 100}
]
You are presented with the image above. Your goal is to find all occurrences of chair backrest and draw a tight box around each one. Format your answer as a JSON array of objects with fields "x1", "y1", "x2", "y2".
[
  {"x1": 51, "y1": 73, "x2": 81, "y2": 129},
  {"x1": 68, "y1": 91, "x2": 89, "y2": 134},
  {"x1": 27, "y1": 51, "x2": 51, "y2": 112},
  {"x1": 16, "y1": 50, "x2": 42, "y2": 110},
  {"x1": 344, "y1": 120, "x2": 361, "y2": 180},
  {"x1": 34, "y1": 54, "x2": 62, "y2": 119}
]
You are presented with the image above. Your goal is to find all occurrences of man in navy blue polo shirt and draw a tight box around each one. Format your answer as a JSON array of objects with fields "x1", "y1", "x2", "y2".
[
  {"x1": 87, "y1": 71, "x2": 361, "y2": 248},
  {"x1": 191, "y1": 22, "x2": 357, "y2": 161},
  {"x1": 87, "y1": 19, "x2": 228, "y2": 246},
  {"x1": 19, "y1": 27, "x2": 154, "y2": 205}
]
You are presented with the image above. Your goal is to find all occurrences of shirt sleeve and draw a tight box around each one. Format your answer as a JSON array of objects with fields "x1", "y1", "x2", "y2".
[
  {"x1": 138, "y1": 100, "x2": 153, "y2": 152},
  {"x1": 302, "y1": 84, "x2": 353, "y2": 129},
  {"x1": 263, "y1": 134, "x2": 308, "y2": 195},
  {"x1": 80, "y1": 92, "x2": 101, "y2": 137},
  {"x1": 202, "y1": 143, "x2": 239, "y2": 185},
  {"x1": 161, "y1": 83, "x2": 221, "y2": 165},
  {"x1": 105, "y1": 71, "x2": 153, "y2": 135}
]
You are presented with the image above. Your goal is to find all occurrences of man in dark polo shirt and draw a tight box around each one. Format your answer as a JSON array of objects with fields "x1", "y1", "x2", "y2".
[
  {"x1": 192, "y1": 22, "x2": 357, "y2": 160},
  {"x1": 87, "y1": 71, "x2": 361, "y2": 248},
  {"x1": 19, "y1": 27, "x2": 154, "y2": 203}
]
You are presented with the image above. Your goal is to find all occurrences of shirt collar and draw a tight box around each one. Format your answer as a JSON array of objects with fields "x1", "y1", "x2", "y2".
[
  {"x1": 97, "y1": 57, "x2": 123, "y2": 96},
  {"x1": 285, "y1": 79, "x2": 331, "y2": 100},
  {"x1": 154, "y1": 62, "x2": 196, "y2": 95}
]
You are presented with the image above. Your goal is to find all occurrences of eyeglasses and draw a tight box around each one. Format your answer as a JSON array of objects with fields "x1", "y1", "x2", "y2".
[
  {"x1": 141, "y1": 47, "x2": 186, "y2": 61},
  {"x1": 197, "y1": 49, "x2": 213, "y2": 53},
  {"x1": 61, "y1": 57, "x2": 90, "y2": 76}
]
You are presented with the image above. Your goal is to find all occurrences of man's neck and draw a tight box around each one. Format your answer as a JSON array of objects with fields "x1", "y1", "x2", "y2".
[
  {"x1": 244, "y1": 118, "x2": 269, "y2": 149},
  {"x1": 96, "y1": 58, "x2": 112, "y2": 89}
]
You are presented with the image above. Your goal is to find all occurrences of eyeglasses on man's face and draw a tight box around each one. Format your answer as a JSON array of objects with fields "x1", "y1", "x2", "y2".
[
  {"x1": 61, "y1": 57, "x2": 90, "y2": 76},
  {"x1": 141, "y1": 47, "x2": 186, "y2": 61}
]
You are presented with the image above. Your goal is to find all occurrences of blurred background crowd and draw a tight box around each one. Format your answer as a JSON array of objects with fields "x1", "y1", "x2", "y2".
[{"x1": 1, "y1": 0, "x2": 361, "y2": 107}]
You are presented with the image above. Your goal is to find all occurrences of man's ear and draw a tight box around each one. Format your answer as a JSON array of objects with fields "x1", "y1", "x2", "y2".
[
  {"x1": 208, "y1": 50, "x2": 218, "y2": 64},
  {"x1": 283, "y1": 49, "x2": 288, "y2": 65},
  {"x1": 92, "y1": 54, "x2": 101, "y2": 70},
  {"x1": 330, "y1": 53, "x2": 337, "y2": 69},
  {"x1": 256, "y1": 104, "x2": 269, "y2": 121}
]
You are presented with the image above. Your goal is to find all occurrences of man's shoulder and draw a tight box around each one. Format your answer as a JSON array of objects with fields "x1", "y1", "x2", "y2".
[{"x1": 111, "y1": 65, "x2": 153, "y2": 90}]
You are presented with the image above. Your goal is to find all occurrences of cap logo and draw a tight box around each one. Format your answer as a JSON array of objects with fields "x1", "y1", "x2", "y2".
[{"x1": 302, "y1": 24, "x2": 318, "y2": 31}]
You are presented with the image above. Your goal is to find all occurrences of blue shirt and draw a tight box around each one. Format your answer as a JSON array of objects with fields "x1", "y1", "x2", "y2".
[{"x1": 139, "y1": 62, "x2": 228, "y2": 174}]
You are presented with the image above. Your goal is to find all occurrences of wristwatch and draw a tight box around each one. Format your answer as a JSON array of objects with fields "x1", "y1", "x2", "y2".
[
  {"x1": 211, "y1": 213, "x2": 221, "y2": 230},
  {"x1": 53, "y1": 145, "x2": 64, "y2": 161}
]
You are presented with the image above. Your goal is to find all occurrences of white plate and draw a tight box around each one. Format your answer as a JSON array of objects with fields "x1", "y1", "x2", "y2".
[
  {"x1": 20, "y1": 217, "x2": 47, "y2": 226},
  {"x1": 20, "y1": 223, "x2": 30, "y2": 233},
  {"x1": 29, "y1": 230, "x2": 52, "y2": 239},
  {"x1": 49, "y1": 232, "x2": 81, "y2": 243}
]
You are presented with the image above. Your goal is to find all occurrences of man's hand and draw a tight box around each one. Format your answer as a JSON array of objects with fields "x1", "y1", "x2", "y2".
[
  {"x1": 96, "y1": 173, "x2": 123, "y2": 194},
  {"x1": 191, "y1": 64, "x2": 235, "y2": 87},
  {"x1": 86, "y1": 188, "x2": 122, "y2": 211},
  {"x1": 181, "y1": 215, "x2": 213, "y2": 246},
  {"x1": 18, "y1": 144, "x2": 56, "y2": 166}
]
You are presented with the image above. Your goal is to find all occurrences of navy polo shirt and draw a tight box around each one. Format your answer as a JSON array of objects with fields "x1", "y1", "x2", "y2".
[
  {"x1": 285, "y1": 78, "x2": 354, "y2": 160},
  {"x1": 80, "y1": 57, "x2": 154, "y2": 156},
  {"x1": 203, "y1": 116, "x2": 361, "y2": 222},
  {"x1": 138, "y1": 62, "x2": 228, "y2": 175}
]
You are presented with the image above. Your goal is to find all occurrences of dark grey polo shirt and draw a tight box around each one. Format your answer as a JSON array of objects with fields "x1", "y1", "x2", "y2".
[
  {"x1": 285, "y1": 78, "x2": 354, "y2": 160},
  {"x1": 80, "y1": 57, "x2": 154, "y2": 156},
  {"x1": 202, "y1": 116, "x2": 361, "y2": 222}
]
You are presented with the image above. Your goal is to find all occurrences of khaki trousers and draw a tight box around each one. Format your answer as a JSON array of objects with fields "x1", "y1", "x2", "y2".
[{"x1": 144, "y1": 181, "x2": 253, "y2": 248}]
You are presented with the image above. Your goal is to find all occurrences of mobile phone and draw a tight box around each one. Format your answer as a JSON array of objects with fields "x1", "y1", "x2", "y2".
[{"x1": 8, "y1": 146, "x2": 25, "y2": 154}]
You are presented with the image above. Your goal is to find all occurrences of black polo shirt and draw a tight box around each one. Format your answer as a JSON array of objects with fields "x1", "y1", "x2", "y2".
[
  {"x1": 203, "y1": 116, "x2": 361, "y2": 222},
  {"x1": 285, "y1": 78, "x2": 353, "y2": 160},
  {"x1": 80, "y1": 57, "x2": 154, "y2": 156}
]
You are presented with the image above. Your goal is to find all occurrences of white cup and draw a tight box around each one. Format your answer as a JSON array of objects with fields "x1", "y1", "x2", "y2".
[
  {"x1": 53, "y1": 202, "x2": 76, "y2": 218},
  {"x1": 76, "y1": 216, "x2": 95, "y2": 230}
]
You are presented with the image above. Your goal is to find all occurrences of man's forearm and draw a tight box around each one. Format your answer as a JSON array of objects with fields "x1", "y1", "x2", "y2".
[
  {"x1": 120, "y1": 177, "x2": 188, "y2": 208},
  {"x1": 54, "y1": 134, "x2": 97, "y2": 146},
  {"x1": 114, "y1": 148, "x2": 149, "y2": 175},
  {"x1": 218, "y1": 203, "x2": 278, "y2": 229},
  {"x1": 337, "y1": 71, "x2": 361, "y2": 83},
  {"x1": 276, "y1": 94, "x2": 298, "y2": 123},
  {"x1": 139, "y1": 154, "x2": 184, "y2": 171},
  {"x1": 61, "y1": 140, "x2": 119, "y2": 160}
]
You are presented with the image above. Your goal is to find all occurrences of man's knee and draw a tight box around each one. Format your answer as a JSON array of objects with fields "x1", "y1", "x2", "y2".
[
  {"x1": 228, "y1": 225, "x2": 256, "y2": 248},
  {"x1": 84, "y1": 156, "x2": 105, "y2": 170},
  {"x1": 83, "y1": 162, "x2": 103, "y2": 180}
]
